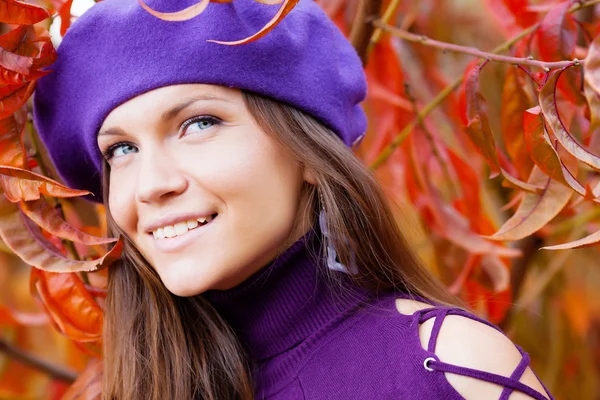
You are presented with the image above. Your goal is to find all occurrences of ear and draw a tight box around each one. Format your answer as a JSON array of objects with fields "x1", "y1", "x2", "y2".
[{"x1": 302, "y1": 166, "x2": 317, "y2": 185}]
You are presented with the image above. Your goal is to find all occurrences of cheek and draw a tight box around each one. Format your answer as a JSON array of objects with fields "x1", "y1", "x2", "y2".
[{"x1": 107, "y1": 171, "x2": 137, "y2": 234}]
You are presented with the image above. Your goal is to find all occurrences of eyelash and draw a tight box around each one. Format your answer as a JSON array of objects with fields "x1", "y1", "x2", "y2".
[{"x1": 101, "y1": 115, "x2": 222, "y2": 161}]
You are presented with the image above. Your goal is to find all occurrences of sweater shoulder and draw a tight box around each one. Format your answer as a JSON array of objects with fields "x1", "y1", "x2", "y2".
[{"x1": 298, "y1": 292, "x2": 552, "y2": 400}]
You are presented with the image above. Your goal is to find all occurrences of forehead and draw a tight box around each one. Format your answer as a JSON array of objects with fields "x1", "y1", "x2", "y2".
[{"x1": 99, "y1": 83, "x2": 242, "y2": 131}]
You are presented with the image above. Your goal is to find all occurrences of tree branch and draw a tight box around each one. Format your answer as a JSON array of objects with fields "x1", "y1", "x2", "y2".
[
  {"x1": 372, "y1": 20, "x2": 580, "y2": 70},
  {"x1": 369, "y1": 0, "x2": 600, "y2": 170},
  {"x1": 0, "y1": 337, "x2": 77, "y2": 383}
]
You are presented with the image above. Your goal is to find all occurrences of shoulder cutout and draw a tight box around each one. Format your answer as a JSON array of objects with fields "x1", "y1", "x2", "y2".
[
  {"x1": 421, "y1": 313, "x2": 550, "y2": 400},
  {"x1": 395, "y1": 298, "x2": 434, "y2": 315}
]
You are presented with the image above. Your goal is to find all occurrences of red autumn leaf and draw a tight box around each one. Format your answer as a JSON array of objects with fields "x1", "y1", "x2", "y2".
[
  {"x1": 523, "y1": 105, "x2": 586, "y2": 196},
  {"x1": 541, "y1": 226, "x2": 600, "y2": 250},
  {"x1": 539, "y1": 67, "x2": 600, "y2": 172},
  {"x1": 460, "y1": 60, "x2": 501, "y2": 177},
  {"x1": 536, "y1": 0, "x2": 577, "y2": 61},
  {"x1": 484, "y1": 165, "x2": 573, "y2": 241},
  {"x1": 19, "y1": 199, "x2": 118, "y2": 246},
  {"x1": 0, "y1": 26, "x2": 27, "y2": 52},
  {"x1": 500, "y1": 170, "x2": 546, "y2": 194},
  {"x1": 460, "y1": 62, "x2": 539, "y2": 192},
  {"x1": 0, "y1": 27, "x2": 57, "y2": 85},
  {"x1": 0, "y1": 110, "x2": 27, "y2": 168},
  {"x1": 0, "y1": 46, "x2": 33, "y2": 75},
  {"x1": 30, "y1": 269, "x2": 104, "y2": 342},
  {"x1": 0, "y1": 81, "x2": 35, "y2": 120},
  {"x1": 0, "y1": 198, "x2": 123, "y2": 272},
  {"x1": 0, "y1": 166, "x2": 90, "y2": 202},
  {"x1": 500, "y1": 66, "x2": 534, "y2": 180},
  {"x1": 61, "y1": 358, "x2": 102, "y2": 400},
  {"x1": 207, "y1": 0, "x2": 300, "y2": 45},
  {"x1": 502, "y1": 0, "x2": 538, "y2": 27},
  {"x1": 49, "y1": 0, "x2": 74, "y2": 36},
  {"x1": 584, "y1": 33, "x2": 600, "y2": 135},
  {"x1": 0, "y1": 0, "x2": 52, "y2": 25}
]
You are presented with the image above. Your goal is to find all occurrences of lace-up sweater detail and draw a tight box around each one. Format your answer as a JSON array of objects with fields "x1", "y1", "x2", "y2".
[{"x1": 205, "y1": 225, "x2": 553, "y2": 399}]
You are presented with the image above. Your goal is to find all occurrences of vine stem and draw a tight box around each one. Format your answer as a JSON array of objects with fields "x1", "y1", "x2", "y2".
[
  {"x1": 368, "y1": 0, "x2": 599, "y2": 170},
  {"x1": 0, "y1": 337, "x2": 77, "y2": 383}
]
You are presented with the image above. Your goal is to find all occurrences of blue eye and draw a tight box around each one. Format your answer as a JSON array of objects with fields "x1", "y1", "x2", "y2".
[
  {"x1": 181, "y1": 115, "x2": 221, "y2": 136},
  {"x1": 103, "y1": 142, "x2": 138, "y2": 160}
]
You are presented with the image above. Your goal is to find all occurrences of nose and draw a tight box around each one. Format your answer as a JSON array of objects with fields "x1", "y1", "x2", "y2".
[{"x1": 135, "y1": 145, "x2": 188, "y2": 203}]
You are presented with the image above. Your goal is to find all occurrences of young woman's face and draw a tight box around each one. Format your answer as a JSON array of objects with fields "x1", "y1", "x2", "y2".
[{"x1": 98, "y1": 84, "x2": 315, "y2": 296}]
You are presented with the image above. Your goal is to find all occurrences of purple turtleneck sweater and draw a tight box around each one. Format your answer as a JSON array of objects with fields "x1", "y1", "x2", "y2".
[{"x1": 205, "y1": 226, "x2": 554, "y2": 400}]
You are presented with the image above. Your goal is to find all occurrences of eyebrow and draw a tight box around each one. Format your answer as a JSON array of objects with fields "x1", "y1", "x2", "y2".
[{"x1": 98, "y1": 93, "x2": 228, "y2": 137}]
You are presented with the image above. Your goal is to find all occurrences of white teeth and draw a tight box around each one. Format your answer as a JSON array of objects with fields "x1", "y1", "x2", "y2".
[
  {"x1": 187, "y1": 220, "x2": 199, "y2": 229},
  {"x1": 164, "y1": 226, "x2": 175, "y2": 238},
  {"x1": 174, "y1": 221, "x2": 188, "y2": 235},
  {"x1": 152, "y1": 215, "x2": 215, "y2": 239}
]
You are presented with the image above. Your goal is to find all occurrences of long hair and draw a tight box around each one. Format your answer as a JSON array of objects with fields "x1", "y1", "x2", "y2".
[{"x1": 101, "y1": 90, "x2": 462, "y2": 399}]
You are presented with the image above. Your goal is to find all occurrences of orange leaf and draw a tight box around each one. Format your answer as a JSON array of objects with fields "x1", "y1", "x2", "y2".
[
  {"x1": 0, "y1": 110, "x2": 27, "y2": 168},
  {"x1": 138, "y1": 0, "x2": 210, "y2": 21},
  {"x1": 523, "y1": 105, "x2": 586, "y2": 196},
  {"x1": 0, "y1": 166, "x2": 90, "y2": 202},
  {"x1": 61, "y1": 358, "x2": 102, "y2": 400},
  {"x1": 541, "y1": 226, "x2": 600, "y2": 250},
  {"x1": 30, "y1": 269, "x2": 104, "y2": 342},
  {"x1": 207, "y1": 0, "x2": 300, "y2": 45},
  {"x1": 0, "y1": 304, "x2": 48, "y2": 326},
  {"x1": 19, "y1": 200, "x2": 118, "y2": 246},
  {"x1": 0, "y1": 0, "x2": 52, "y2": 25},
  {"x1": 0, "y1": 80, "x2": 35, "y2": 120},
  {"x1": 0, "y1": 198, "x2": 123, "y2": 272},
  {"x1": 484, "y1": 165, "x2": 573, "y2": 241},
  {"x1": 540, "y1": 66, "x2": 600, "y2": 172}
]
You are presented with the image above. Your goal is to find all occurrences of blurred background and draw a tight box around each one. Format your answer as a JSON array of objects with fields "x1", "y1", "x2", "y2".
[{"x1": 1, "y1": 0, "x2": 599, "y2": 399}]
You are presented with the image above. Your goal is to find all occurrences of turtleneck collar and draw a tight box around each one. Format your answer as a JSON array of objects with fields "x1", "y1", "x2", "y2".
[{"x1": 204, "y1": 223, "x2": 372, "y2": 362}]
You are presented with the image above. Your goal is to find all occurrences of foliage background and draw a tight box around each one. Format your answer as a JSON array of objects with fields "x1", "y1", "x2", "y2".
[{"x1": 1, "y1": 0, "x2": 599, "y2": 399}]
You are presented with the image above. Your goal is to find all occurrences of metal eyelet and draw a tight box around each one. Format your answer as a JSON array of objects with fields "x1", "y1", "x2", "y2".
[{"x1": 423, "y1": 357, "x2": 436, "y2": 372}]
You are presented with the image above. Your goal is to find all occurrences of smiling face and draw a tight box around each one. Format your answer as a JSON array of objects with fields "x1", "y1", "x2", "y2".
[{"x1": 98, "y1": 84, "x2": 316, "y2": 296}]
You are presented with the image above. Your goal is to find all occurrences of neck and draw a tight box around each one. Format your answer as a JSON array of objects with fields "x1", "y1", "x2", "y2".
[{"x1": 203, "y1": 223, "x2": 372, "y2": 361}]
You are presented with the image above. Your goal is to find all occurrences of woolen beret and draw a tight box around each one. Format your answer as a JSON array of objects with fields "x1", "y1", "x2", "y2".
[{"x1": 32, "y1": 0, "x2": 367, "y2": 202}]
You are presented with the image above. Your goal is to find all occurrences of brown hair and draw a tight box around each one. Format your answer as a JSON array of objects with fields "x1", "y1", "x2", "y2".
[{"x1": 101, "y1": 90, "x2": 462, "y2": 399}]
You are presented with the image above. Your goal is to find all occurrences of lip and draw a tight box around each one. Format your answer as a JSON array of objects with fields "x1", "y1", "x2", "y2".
[
  {"x1": 142, "y1": 211, "x2": 217, "y2": 233},
  {"x1": 149, "y1": 214, "x2": 218, "y2": 253}
]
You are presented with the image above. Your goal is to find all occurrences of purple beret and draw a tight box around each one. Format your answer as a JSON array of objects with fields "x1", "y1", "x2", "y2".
[{"x1": 32, "y1": 0, "x2": 367, "y2": 202}]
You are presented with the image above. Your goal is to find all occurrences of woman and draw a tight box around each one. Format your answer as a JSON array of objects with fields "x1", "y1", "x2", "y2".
[{"x1": 32, "y1": 0, "x2": 554, "y2": 398}]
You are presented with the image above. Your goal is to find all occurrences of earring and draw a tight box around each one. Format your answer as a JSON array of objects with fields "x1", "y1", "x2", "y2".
[{"x1": 318, "y1": 189, "x2": 358, "y2": 275}]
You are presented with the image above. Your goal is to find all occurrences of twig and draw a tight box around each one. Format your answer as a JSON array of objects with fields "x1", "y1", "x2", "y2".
[
  {"x1": 0, "y1": 337, "x2": 77, "y2": 383},
  {"x1": 372, "y1": 20, "x2": 580, "y2": 70},
  {"x1": 350, "y1": 0, "x2": 383, "y2": 66},
  {"x1": 369, "y1": 0, "x2": 600, "y2": 170},
  {"x1": 367, "y1": 0, "x2": 401, "y2": 52}
]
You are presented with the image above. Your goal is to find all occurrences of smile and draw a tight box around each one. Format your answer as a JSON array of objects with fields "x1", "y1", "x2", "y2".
[{"x1": 152, "y1": 213, "x2": 217, "y2": 239}]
